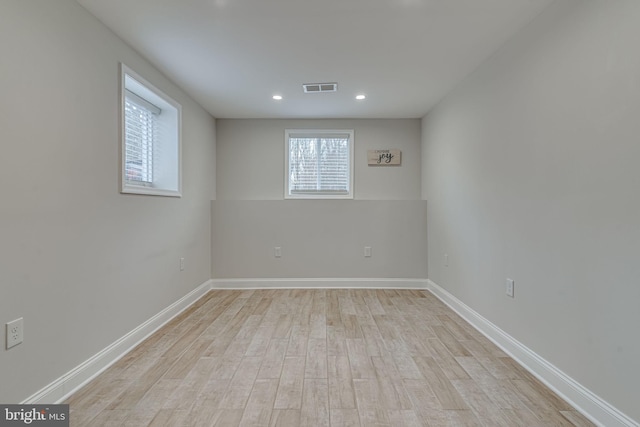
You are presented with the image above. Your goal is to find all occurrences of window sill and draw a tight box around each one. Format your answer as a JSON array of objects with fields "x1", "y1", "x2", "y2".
[
  {"x1": 121, "y1": 184, "x2": 182, "y2": 198},
  {"x1": 284, "y1": 194, "x2": 353, "y2": 200}
]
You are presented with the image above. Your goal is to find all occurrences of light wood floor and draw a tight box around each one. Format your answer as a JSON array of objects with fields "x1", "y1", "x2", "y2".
[{"x1": 66, "y1": 289, "x2": 594, "y2": 426}]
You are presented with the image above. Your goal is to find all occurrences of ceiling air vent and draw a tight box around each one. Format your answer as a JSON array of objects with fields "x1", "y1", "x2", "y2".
[{"x1": 303, "y1": 82, "x2": 338, "y2": 93}]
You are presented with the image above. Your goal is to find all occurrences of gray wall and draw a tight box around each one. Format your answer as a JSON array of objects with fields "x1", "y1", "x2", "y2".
[
  {"x1": 216, "y1": 119, "x2": 421, "y2": 200},
  {"x1": 0, "y1": 0, "x2": 216, "y2": 403},
  {"x1": 212, "y1": 200, "x2": 428, "y2": 279},
  {"x1": 214, "y1": 119, "x2": 426, "y2": 279},
  {"x1": 421, "y1": 0, "x2": 640, "y2": 421}
]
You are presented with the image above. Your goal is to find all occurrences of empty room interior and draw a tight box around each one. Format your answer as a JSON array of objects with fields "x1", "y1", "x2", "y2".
[{"x1": 1, "y1": 0, "x2": 639, "y2": 426}]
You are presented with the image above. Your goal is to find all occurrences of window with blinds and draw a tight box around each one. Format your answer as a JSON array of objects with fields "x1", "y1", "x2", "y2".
[
  {"x1": 121, "y1": 64, "x2": 182, "y2": 197},
  {"x1": 124, "y1": 90, "x2": 159, "y2": 185},
  {"x1": 285, "y1": 130, "x2": 354, "y2": 199}
]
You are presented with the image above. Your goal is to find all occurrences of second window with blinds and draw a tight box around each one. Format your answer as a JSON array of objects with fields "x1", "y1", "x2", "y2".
[{"x1": 285, "y1": 129, "x2": 354, "y2": 199}]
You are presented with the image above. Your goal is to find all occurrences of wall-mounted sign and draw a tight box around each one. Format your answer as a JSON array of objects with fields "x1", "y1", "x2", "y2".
[{"x1": 367, "y1": 149, "x2": 401, "y2": 166}]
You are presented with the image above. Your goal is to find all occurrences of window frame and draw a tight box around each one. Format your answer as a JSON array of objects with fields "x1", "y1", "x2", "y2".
[
  {"x1": 120, "y1": 63, "x2": 182, "y2": 197},
  {"x1": 284, "y1": 129, "x2": 355, "y2": 200}
]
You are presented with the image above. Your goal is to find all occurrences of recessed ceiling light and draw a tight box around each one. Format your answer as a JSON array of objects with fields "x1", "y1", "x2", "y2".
[
  {"x1": 272, "y1": 95, "x2": 283, "y2": 100},
  {"x1": 356, "y1": 94, "x2": 366, "y2": 100}
]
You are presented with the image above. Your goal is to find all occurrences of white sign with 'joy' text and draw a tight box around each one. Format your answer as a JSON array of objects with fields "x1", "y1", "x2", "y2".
[{"x1": 367, "y1": 149, "x2": 401, "y2": 166}]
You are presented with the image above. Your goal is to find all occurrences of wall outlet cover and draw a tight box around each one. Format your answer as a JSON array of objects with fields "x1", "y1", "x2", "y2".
[
  {"x1": 6, "y1": 317, "x2": 24, "y2": 349},
  {"x1": 506, "y1": 278, "x2": 515, "y2": 298}
]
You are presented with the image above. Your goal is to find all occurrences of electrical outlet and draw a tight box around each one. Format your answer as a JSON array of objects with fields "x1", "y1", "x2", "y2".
[
  {"x1": 6, "y1": 318, "x2": 23, "y2": 349},
  {"x1": 444, "y1": 253, "x2": 449, "y2": 267},
  {"x1": 274, "y1": 247, "x2": 282, "y2": 258},
  {"x1": 506, "y1": 278, "x2": 515, "y2": 298},
  {"x1": 364, "y1": 246, "x2": 372, "y2": 257},
  {"x1": 180, "y1": 257, "x2": 185, "y2": 271}
]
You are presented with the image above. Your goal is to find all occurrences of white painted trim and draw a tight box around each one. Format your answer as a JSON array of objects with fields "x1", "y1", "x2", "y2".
[
  {"x1": 211, "y1": 278, "x2": 428, "y2": 290},
  {"x1": 23, "y1": 280, "x2": 213, "y2": 404},
  {"x1": 426, "y1": 279, "x2": 639, "y2": 427}
]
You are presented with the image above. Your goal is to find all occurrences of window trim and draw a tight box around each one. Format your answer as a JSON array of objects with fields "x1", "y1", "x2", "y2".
[
  {"x1": 284, "y1": 129, "x2": 355, "y2": 200},
  {"x1": 120, "y1": 63, "x2": 182, "y2": 197}
]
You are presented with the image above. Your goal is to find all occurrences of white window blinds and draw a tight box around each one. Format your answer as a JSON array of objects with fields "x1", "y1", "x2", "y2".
[
  {"x1": 124, "y1": 90, "x2": 160, "y2": 184},
  {"x1": 288, "y1": 133, "x2": 351, "y2": 196}
]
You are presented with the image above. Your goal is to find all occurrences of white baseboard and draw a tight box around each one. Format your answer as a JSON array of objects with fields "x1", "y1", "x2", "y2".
[
  {"x1": 23, "y1": 280, "x2": 213, "y2": 405},
  {"x1": 427, "y1": 279, "x2": 638, "y2": 427},
  {"x1": 210, "y1": 278, "x2": 429, "y2": 290}
]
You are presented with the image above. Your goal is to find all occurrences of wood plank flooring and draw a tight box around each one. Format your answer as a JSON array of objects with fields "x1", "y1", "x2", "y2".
[{"x1": 66, "y1": 289, "x2": 594, "y2": 426}]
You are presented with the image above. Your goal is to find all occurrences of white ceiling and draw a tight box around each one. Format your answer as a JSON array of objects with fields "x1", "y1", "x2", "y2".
[{"x1": 76, "y1": 0, "x2": 553, "y2": 119}]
